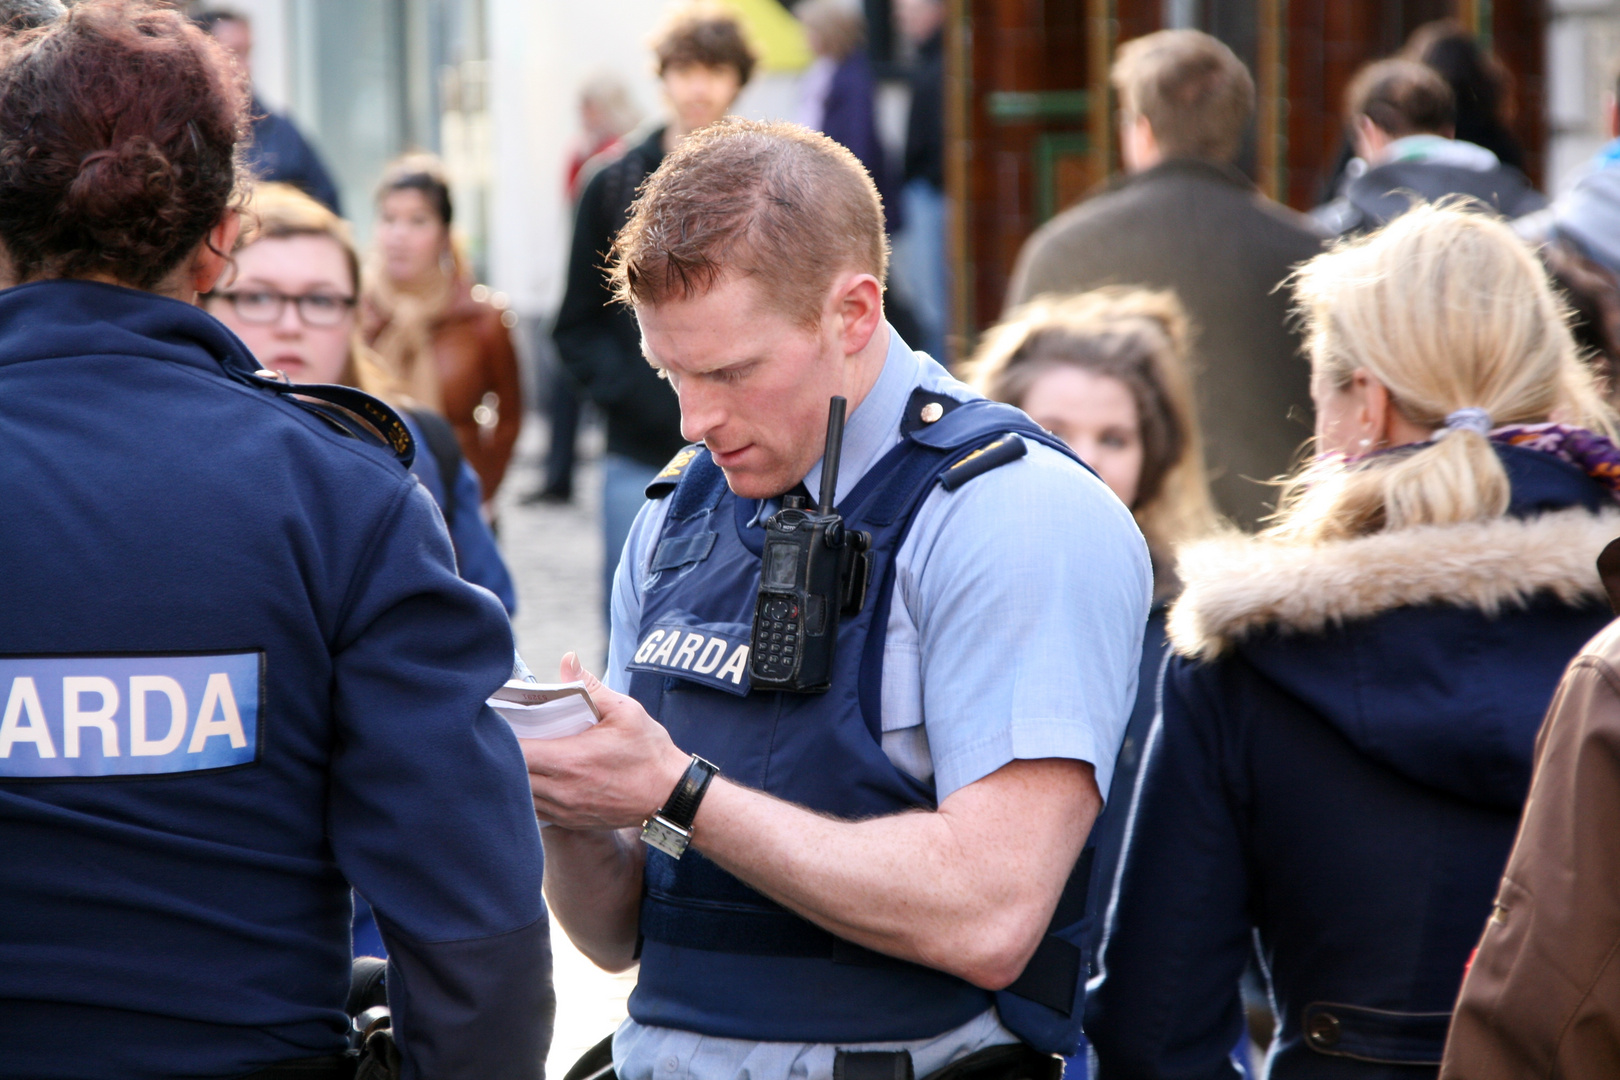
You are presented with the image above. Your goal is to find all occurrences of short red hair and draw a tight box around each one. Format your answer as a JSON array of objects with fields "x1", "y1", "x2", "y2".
[{"x1": 609, "y1": 118, "x2": 887, "y2": 327}]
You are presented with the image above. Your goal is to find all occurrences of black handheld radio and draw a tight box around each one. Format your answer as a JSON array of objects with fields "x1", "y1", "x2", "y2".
[{"x1": 748, "y1": 397, "x2": 872, "y2": 693}]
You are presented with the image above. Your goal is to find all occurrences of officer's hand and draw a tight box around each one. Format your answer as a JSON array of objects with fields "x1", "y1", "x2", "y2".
[{"x1": 521, "y1": 652, "x2": 691, "y2": 831}]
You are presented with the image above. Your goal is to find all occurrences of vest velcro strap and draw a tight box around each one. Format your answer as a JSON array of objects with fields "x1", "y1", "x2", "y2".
[
  {"x1": 835, "y1": 1051, "x2": 914, "y2": 1080},
  {"x1": 642, "y1": 892, "x2": 902, "y2": 967},
  {"x1": 1002, "y1": 935, "x2": 1079, "y2": 1016},
  {"x1": 651, "y1": 531, "x2": 716, "y2": 572}
]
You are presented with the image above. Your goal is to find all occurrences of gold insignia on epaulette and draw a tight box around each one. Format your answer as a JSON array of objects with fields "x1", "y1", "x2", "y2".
[{"x1": 655, "y1": 446, "x2": 700, "y2": 481}]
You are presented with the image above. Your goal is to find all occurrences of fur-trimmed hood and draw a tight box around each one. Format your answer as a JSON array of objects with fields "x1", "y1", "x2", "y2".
[
  {"x1": 1168, "y1": 507, "x2": 1620, "y2": 660},
  {"x1": 1163, "y1": 446, "x2": 1620, "y2": 808}
]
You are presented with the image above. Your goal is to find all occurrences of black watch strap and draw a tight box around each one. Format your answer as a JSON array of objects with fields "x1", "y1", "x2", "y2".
[{"x1": 659, "y1": 755, "x2": 718, "y2": 831}]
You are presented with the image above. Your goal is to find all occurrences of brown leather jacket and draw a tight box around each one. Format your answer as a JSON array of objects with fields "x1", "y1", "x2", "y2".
[
  {"x1": 1441, "y1": 541, "x2": 1620, "y2": 1079},
  {"x1": 364, "y1": 284, "x2": 523, "y2": 502}
]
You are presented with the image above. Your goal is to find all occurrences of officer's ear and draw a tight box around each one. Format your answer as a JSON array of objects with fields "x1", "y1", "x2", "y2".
[
  {"x1": 188, "y1": 210, "x2": 244, "y2": 300},
  {"x1": 833, "y1": 272, "x2": 885, "y2": 358}
]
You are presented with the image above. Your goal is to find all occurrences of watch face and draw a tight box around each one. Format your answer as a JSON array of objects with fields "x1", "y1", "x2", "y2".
[{"x1": 640, "y1": 815, "x2": 692, "y2": 860}]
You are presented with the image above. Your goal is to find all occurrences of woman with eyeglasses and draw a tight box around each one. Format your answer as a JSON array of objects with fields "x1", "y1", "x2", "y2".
[{"x1": 205, "y1": 182, "x2": 516, "y2": 617}]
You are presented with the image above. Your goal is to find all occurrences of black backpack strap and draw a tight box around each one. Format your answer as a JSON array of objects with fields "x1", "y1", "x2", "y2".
[{"x1": 407, "y1": 409, "x2": 466, "y2": 526}]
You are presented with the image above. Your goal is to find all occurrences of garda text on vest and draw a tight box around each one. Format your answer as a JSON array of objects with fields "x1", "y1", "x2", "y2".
[{"x1": 0, "y1": 652, "x2": 262, "y2": 779}]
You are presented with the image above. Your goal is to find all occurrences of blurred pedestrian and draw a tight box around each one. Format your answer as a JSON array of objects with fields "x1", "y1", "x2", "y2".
[
  {"x1": 529, "y1": 74, "x2": 644, "y2": 507},
  {"x1": 568, "y1": 72, "x2": 641, "y2": 202},
  {"x1": 194, "y1": 6, "x2": 341, "y2": 214},
  {"x1": 795, "y1": 0, "x2": 892, "y2": 225},
  {"x1": 888, "y1": 0, "x2": 947, "y2": 361},
  {"x1": 0, "y1": 3, "x2": 549, "y2": 1075},
  {"x1": 1440, "y1": 544, "x2": 1620, "y2": 1080},
  {"x1": 362, "y1": 153, "x2": 523, "y2": 507},
  {"x1": 0, "y1": 0, "x2": 59, "y2": 33},
  {"x1": 552, "y1": 4, "x2": 755, "y2": 616},
  {"x1": 1313, "y1": 59, "x2": 1543, "y2": 237},
  {"x1": 1404, "y1": 19, "x2": 1526, "y2": 175},
  {"x1": 965, "y1": 287, "x2": 1218, "y2": 1074},
  {"x1": 1008, "y1": 30, "x2": 1322, "y2": 530},
  {"x1": 1539, "y1": 237, "x2": 1620, "y2": 410},
  {"x1": 1087, "y1": 204, "x2": 1620, "y2": 1079},
  {"x1": 1517, "y1": 68, "x2": 1620, "y2": 280}
]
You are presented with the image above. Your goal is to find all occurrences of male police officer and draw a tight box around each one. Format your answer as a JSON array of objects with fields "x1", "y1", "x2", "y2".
[{"x1": 527, "y1": 120, "x2": 1150, "y2": 1080}]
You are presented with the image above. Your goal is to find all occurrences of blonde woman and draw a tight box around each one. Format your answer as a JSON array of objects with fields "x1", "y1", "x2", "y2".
[{"x1": 1087, "y1": 204, "x2": 1620, "y2": 1078}]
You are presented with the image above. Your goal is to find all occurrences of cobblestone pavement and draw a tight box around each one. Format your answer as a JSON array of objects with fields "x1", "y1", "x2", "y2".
[{"x1": 495, "y1": 420, "x2": 638, "y2": 1080}]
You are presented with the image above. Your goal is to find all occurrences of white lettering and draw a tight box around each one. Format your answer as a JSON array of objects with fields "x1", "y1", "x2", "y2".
[
  {"x1": 648, "y1": 632, "x2": 680, "y2": 668},
  {"x1": 0, "y1": 677, "x2": 55, "y2": 758},
  {"x1": 671, "y1": 633, "x2": 705, "y2": 670},
  {"x1": 64, "y1": 676, "x2": 120, "y2": 758},
  {"x1": 692, "y1": 637, "x2": 728, "y2": 675},
  {"x1": 716, "y1": 645, "x2": 750, "y2": 686},
  {"x1": 130, "y1": 676, "x2": 188, "y2": 757},
  {"x1": 632, "y1": 630, "x2": 666, "y2": 664},
  {"x1": 188, "y1": 673, "x2": 247, "y2": 752}
]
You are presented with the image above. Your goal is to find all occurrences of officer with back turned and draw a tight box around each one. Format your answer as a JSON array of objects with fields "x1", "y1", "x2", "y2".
[
  {"x1": 0, "y1": 6, "x2": 549, "y2": 1077},
  {"x1": 527, "y1": 118, "x2": 1150, "y2": 1080}
]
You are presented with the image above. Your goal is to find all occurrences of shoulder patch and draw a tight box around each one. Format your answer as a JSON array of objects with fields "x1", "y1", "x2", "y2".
[
  {"x1": 645, "y1": 445, "x2": 703, "y2": 499},
  {"x1": 940, "y1": 434, "x2": 1028, "y2": 491}
]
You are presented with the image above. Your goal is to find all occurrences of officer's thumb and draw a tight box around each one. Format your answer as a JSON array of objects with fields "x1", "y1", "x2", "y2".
[{"x1": 560, "y1": 651, "x2": 602, "y2": 691}]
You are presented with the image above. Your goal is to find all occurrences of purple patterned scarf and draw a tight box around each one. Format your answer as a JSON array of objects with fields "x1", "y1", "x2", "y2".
[
  {"x1": 1336, "y1": 423, "x2": 1620, "y2": 502},
  {"x1": 1490, "y1": 423, "x2": 1620, "y2": 500}
]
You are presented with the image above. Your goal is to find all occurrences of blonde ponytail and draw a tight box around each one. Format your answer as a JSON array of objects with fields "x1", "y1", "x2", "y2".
[{"x1": 1268, "y1": 203, "x2": 1618, "y2": 543}]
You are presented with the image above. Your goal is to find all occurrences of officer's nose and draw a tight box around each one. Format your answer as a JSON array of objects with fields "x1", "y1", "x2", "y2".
[{"x1": 677, "y1": 382, "x2": 725, "y2": 446}]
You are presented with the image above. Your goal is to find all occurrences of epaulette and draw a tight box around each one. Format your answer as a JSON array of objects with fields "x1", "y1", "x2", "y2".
[
  {"x1": 645, "y1": 445, "x2": 703, "y2": 499},
  {"x1": 939, "y1": 434, "x2": 1028, "y2": 491}
]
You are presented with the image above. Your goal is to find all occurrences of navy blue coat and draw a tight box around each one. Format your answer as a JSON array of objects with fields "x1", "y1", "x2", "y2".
[
  {"x1": 1087, "y1": 447, "x2": 1617, "y2": 1079},
  {"x1": 0, "y1": 281, "x2": 549, "y2": 1080},
  {"x1": 248, "y1": 96, "x2": 342, "y2": 214}
]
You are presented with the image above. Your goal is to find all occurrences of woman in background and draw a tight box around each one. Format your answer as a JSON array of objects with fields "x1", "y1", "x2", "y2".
[
  {"x1": 1088, "y1": 205, "x2": 1620, "y2": 1079},
  {"x1": 966, "y1": 288, "x2": 1222, "y2": 1073},
  {"x1": 362, "y1": 154, "x2": 522, "y2": 505}
]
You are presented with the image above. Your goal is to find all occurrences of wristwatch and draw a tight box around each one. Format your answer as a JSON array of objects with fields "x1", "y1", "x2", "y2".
[{"x1": 640, "y1": 754, "x2": 719, "y2": 859}]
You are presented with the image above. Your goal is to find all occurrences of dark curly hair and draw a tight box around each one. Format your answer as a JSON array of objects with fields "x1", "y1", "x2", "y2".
[{"x1": 0, "y1": 0, "x2": 247, "y2": 290}]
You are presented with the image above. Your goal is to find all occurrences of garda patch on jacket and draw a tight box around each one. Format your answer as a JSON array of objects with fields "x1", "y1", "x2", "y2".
[
  {"x1": 0, "y1": 652, "x2": 263, "y2": 780},
  {"x1": 626, "y1": 624, "x2": 750, "y2": 696}
]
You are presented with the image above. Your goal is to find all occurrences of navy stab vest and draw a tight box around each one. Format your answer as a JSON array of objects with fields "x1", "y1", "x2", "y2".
[{"x1": 625, "y1": 390, "x2": 1097, "y2": 1054}]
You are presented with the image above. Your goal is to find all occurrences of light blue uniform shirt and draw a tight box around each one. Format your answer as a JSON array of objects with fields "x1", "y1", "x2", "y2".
[{"x1": 606, "y1": 327, "x2": 1151, "y2": 1080}]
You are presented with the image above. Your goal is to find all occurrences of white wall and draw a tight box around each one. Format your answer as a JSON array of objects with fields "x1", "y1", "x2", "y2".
[{"x1": 1546, "y1": 0, "x2": 1620, "y2": 195}]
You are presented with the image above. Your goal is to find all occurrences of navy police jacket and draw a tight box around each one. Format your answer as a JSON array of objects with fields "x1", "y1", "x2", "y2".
[
  {"x1": 623, "y1": 391, "x2": 1097, "y2": 1055},
  {"x1": 0, "y1": 281, "x2": 549, "y2": 1080},
  {"x1": 1087, "y1": 446, "x2": 1619, "y2": 1079}
]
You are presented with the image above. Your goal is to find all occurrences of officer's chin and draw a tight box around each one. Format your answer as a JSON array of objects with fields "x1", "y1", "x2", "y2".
[{"x1": 721, "y1": 466, "x2": 793, "y2": 501}]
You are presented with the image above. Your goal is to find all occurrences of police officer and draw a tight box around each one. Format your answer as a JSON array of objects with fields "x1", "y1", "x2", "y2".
[
  {"x1": 528, "y1": 119, "x2": 1150, "y2": 1080},
  {"x1": 0, "y1": 5, "x2": 549, "y2": 1078}
]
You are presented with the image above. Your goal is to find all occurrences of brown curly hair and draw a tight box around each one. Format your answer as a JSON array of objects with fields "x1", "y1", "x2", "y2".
[{"x1": 0, "y1": 0, "x2": 247, "y2": 289}]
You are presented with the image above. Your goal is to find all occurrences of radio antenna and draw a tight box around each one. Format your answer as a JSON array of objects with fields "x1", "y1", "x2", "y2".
[{"x1": 819, "y1": 396, "x2": 847, "y2": 515}]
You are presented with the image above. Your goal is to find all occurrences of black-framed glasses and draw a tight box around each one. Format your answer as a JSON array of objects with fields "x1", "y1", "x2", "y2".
[{"x1": 212, "y1": 289, "x2": 357, "y2": 328}]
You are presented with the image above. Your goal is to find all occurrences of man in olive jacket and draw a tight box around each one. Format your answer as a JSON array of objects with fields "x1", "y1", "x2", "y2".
[
  {"x1": 1006, "y1": 30, "x2": 1322, "y2": 528},
  {"x1": 1440, "y1": 539, "x2": 1620, "y2": 1080}
]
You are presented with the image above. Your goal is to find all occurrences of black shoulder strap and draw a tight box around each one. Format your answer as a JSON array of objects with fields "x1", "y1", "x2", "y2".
[
  {"x1": 236, "y1": 368, "x2": 415, "y2": 468},
  {"x1": 408, "y1": 409, "x2": 465, "y2": 525}
]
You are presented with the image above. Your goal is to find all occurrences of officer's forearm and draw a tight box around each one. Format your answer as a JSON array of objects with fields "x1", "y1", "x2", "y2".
[
  {"x1": 689, "y1": 757, "x2": 1100, "y2": 990},
  {"x1": 542, "y1": 825, "x2": 645, "y2": 972}
]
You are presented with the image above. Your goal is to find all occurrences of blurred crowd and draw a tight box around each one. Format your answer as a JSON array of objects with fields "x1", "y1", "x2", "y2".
[{"x1": 10, "y1": 0, "x2": 1620, "y2": 1077}]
